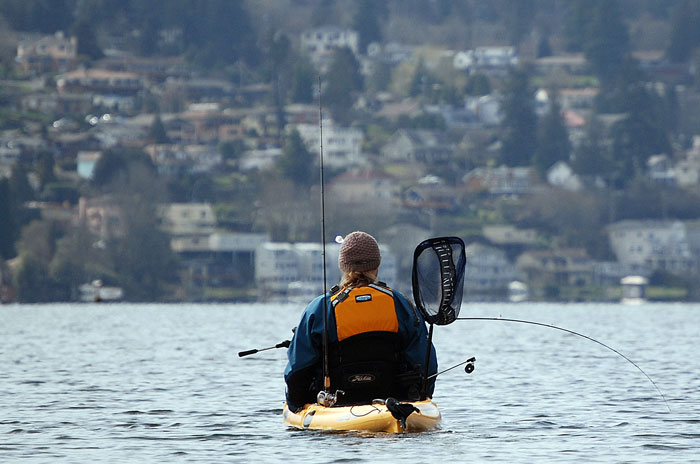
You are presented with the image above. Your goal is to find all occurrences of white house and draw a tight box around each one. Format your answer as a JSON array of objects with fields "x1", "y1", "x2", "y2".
[
  {"x1": 465, "y1": 243, "x2": 518, "y2": 294},
  {"x1": 454, "y1": 46, "x2": 518, "y2": 75},
  {"x1": 255, "y1": 241, "x2": 397, "y2": 296},
  {"x1": 381, "y1": 129, "x2": 453, "y2": 164},
  {"x1": 607, "y1": 220, "x2": 695, "y2": 274},
  {"x1": 295, "y1": 123, "x2": 365, "y2": 168},
  {"x1": 301, "y1": 26, "x2": 359, "y2": 57},
  {"x1": 547, "y1": 161, "x2": 583, "y2": 191}
]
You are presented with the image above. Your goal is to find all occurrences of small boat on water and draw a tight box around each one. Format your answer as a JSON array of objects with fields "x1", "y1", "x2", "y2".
[{"x1": 283, "y1": 398, "x2": 441, "y2": 433}]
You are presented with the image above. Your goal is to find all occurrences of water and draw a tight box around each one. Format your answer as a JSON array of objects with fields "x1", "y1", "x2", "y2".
[{"x1": 1, "y1": 302, "x2": 698, "y2": 463}]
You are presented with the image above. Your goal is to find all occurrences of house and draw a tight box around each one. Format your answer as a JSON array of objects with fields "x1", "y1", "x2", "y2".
[
  {"x1": 464, "y1": 243, "x2": 518, "y2": 295},
  {"x1": 535, "y1": 88, "x2": 598, "y2": 111},
  {"x1": 300, "y1": 26, "x2": 359, "y2": 58},
  {"x1": 463, "y1": 165, "x2": 539, "y2": 197},
  {"x1": 607, "y1": 220, "x2": 696, "y2": 274},
  {"x1": 171, "y1": 231, "x2": 268, "y2": 292},
  {"x1": 381, "y1": 129, "x2": 453, "y2": 164},
  {"x1": 16, "y1": 31, "x2": 77, "y2": 74},
  {"x1": 76, "y1": 151, "x2": 103, "y2": 179},
  {"x1": 403, "y1": 176, "x2": 460, "y2": 212},
  {"x1": 547, "y1": 161, "x2": 583, "y2": 191},
  {"x1": 453, "y1": 46, "x2": 518, "y2": 76},
  {"x1": 145, "y1": 144, "x2": 221, "y2": 175},
  {"x1": 646, "y1": 154, "x2": 675, "y2": 186},
  {"x1": 56, "y1": 69, "x2": 144, "y2": 95},
  {"x1": 77, "y1": 196, "x2": 125, "y2": 239},
  {"x1": 516, "y1": 248, "x2": 594, "y2": 289},
  {"x1": 465, "y1": 95, "x2": 501, "y2": 126},
  {"x1": 328, "y1": 168, "x2": 400, "y2": 209},
  {"x1": 534, "y1": 54, "x2": 587, "y2": 76},
  {"x1": 295, "y1": 123, "x2": 365, "y2": 168},
  {"x1": 22, "y1": 92, "x2": 93, "y2": 115},
  {"x1": 239, "y1": 147, "x2": 283, "y2": 172},
  {"x1": 483, "y1": 225, "x2": 539, "y2": 246},
  {"x1": 159, "y1": 203, "x2": 217, "y2": 237},
  {"x1": 254, "y1": 241, "x2": 397, "y2": 298}
]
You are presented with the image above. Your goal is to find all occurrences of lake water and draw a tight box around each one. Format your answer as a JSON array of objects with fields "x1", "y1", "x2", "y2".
[{"x1": 1, "y1": 302, "x2": 698, "y2": 463}]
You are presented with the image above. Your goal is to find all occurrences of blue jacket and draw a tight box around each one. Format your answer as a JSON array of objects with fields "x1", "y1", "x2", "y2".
[{"x1": 284, "y1": 287, "x2": 437, "y2": 409}]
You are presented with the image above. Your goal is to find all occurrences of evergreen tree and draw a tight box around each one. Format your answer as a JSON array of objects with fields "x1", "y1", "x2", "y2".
[
  {"x1": 352, "y1": 0, "x2": 387, "y2": 54},
  {"x1": 582, "y1": 0, "x2": 630, "y2": 87},
  {"x1": 279, "y1": 129, "x2": 314, "y2": 188},
  {"x1": 0, "y1": 179, "x2": 15, "y2": 259},
  {"x1": 290, "y1": 56, "x2": 315, "y2": 103},
  {"x1": 9, "y1": 163, "x2": 34, "y2": 204},
  {"x1": 149, "y1": 115, "x2": 170, "y2": 144},
  {"x1": 533, "y1": 95, "x2": 571, "y2": 176},
  {"x1": 499, "y1": 67, "x2": 538, "y2": 167},
  {"x1": 73, "y1": 20, "x2": 104, "y2": 60},
  {"x1": 323, "y1": 47, "x2": 363, "y2": 125},
  {"x1": 666, "y1": 0, "x2": 700, "y2": 63},
  {"x1": 571, "y1": 117, "x2": 612, "y2": 177}
]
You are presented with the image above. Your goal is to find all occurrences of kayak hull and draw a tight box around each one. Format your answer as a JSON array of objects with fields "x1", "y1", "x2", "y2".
[{"x1": 283, "y1": 398, "x2": 441, "y2": 433}]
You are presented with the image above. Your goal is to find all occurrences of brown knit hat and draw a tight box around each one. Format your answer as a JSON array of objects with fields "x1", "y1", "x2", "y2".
[{"x1": 338, "y1": 231, "x2": 381, "y2": 273}]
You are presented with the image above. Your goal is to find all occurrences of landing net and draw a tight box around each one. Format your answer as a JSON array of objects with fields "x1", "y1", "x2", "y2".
[{"x1": 411, "y1": 237, "x2": 466, "y2": 326}]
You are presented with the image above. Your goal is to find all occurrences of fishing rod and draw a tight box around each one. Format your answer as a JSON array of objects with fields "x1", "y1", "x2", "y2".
[
  {"x1": 238, "y1": 340, "x2": 290, "y2": 357},
  {"x1": 318, "y1": 75, "x2": 332, "y2": 403},
  {"x1": 456, "y1": 317, "x2": 671, "y2": 413}
]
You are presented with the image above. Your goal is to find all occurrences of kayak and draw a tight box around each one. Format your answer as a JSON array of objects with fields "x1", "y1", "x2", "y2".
[{"x1": 283, "y1": 398, "x2": 441, "y2": 433}]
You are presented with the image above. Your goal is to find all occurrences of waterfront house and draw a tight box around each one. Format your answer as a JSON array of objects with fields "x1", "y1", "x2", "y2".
[{"x1": 607, "y1": 220, "x2": 696, "y2": 274}]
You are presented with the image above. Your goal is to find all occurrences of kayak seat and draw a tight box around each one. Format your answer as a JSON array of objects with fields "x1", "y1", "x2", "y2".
[{"x1": 328, "y1": 331, "x2": 411, "y2": 406}]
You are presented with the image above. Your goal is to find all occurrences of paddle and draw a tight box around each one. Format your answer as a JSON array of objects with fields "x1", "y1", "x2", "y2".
[{"x1": 238, "y1": 339, "x2": 290, "y2": 357}]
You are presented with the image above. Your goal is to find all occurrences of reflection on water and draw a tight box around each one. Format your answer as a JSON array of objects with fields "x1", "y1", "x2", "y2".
[{"x1": 1, "y1": 303, "x2": 698, "y2": 462}]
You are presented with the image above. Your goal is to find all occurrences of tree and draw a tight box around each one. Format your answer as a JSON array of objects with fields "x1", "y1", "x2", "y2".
[
  {"x1": 148, "y1": 115, "x2": 170, "y2": 144},
  {"x1": 104, "y1": 163, "x2": 179, "y2": 301},
  {"x1": 499, "y1": 67, "x2": 538, "y2": 167},
  {"x1": 571, "y1": 117, "x2": 612, "y2": 177},
  {"x1": 290, "y1": 55, "x2": 316, "y2": 103},
  {"x1": 533, "y1": 95, "x2": 571, "y2": 176},
  {"x1": 0, "y1": 179, "x2": 15, "y2": 259},
  {"x1": 279, "y1": 129, "x2": 314, "y2": 188},
  {"x1": 91, "y1": 148, "x2": 156, "y2": 191},
  {"x1": 323, "y1": 47, "x2": 363, "y2": 124},
  {"x1": 73, "y1": 20, "x2": 104, "y2": 60},
  {"x1": 36, "y1": 151, "x2": 56, "y2": 192},
  {"x1": 464, "y1": 73, "x2": 491, "y2": 96},
  {"x1": 352, "y1": 0, "x2": 387, "y2": 54},
  {"x1": 13, "y1": 252, "x2": 52, "y2": 302},
  {"x1": 666, "y1": 0, "x2": 700, "y2": 63}
]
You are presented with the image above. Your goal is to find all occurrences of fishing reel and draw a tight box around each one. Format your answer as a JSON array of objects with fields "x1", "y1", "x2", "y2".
[
  {"x1": 464, "y1": 357, "x2": 476, "y2": 374},
  {"x1": 317, "y1": 389, "x2": 345, "y2": 407}
]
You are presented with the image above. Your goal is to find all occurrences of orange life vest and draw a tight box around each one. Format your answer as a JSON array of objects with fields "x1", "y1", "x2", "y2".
[{"x1": 331, "y1": 283, "x2": 399, "y2": 341}]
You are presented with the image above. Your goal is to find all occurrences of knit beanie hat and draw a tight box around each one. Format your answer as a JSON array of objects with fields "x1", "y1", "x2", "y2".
[{"x1": 338, "y1": 231, "x2": 381, "y2": 273}]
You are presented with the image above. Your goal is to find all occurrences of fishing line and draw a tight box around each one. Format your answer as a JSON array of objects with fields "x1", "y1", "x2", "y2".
[{"x1": 456, "y1": 317, "x2": 671, "y2": 413}]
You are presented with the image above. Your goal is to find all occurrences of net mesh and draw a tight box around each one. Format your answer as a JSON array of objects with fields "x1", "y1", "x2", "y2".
[{"x1": 411, "y1": 237, "x2": 466, "y2": 325}]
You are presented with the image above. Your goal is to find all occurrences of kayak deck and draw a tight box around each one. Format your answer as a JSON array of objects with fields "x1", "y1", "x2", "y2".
[{"x1": 283, "y1": 398, "x2": 441, "y2": 433}]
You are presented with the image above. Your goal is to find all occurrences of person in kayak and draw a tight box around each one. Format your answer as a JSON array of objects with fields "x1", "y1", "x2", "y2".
[{"x1": 284, "y1": 231, "x2": 437, "y2": 411}]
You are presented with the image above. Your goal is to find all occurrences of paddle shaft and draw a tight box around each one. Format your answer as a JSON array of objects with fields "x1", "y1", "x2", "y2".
[{"x1": 238, "y1": 340, "x2": 290, "y2": 357}]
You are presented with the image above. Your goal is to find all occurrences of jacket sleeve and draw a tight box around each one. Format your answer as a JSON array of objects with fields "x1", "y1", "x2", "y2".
[
  {"x1": 284, "y1": 295, "x2": 327, "y2": 410},
  {"x1": 394, "y1": 291, "x2": 438, "y2": 397}
]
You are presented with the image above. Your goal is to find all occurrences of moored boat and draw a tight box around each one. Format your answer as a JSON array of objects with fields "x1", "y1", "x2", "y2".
[{"x1": 283, "y1": 398, "x2": 441, "y2": 433}]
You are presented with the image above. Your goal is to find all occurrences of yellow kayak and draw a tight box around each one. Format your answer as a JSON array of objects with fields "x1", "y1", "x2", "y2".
[{"x1": 283, "y1": 398, "x2": 441, "y2": 433}]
